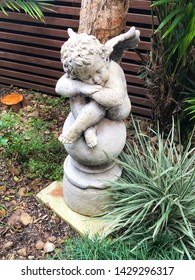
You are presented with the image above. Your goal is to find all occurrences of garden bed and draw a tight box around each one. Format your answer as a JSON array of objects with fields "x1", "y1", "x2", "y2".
[
  {"x1": 0, "y1": 85, "x2": 79, "y2": 259},
  {"x1": 0, "y1": 85, "x2": 151, "y2": 259},
  {"x1": 2, "y1": 85, "x2": 189, "y2": 260}
]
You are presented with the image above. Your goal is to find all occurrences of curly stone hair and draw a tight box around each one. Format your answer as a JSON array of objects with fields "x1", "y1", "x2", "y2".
[{"x1": 60, "y1": 32, "x2": 112, "y2": 79}]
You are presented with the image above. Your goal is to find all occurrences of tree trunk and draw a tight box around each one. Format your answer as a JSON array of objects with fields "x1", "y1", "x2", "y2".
[{"x1": 78, "y1": 0, "x2": 130, "y2": 43}]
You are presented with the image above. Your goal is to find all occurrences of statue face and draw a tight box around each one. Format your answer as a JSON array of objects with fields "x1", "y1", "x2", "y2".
[{"x1": 75, "y1": 55, "x2": 109, "y2": 86}]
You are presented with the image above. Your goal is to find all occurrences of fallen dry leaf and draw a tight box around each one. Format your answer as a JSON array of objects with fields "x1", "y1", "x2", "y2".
[
  {"x1": 7, "y1": 209, "x2": 23, "y2": 228},
  {"x1": 0, "y1": 208, "x2": 6, "y2": 218},
  {"x1": 2, "y1": 241, "x2": 14, "y2": 250},
  {"x1": 17, "y1": 187, "x2": 27, "y2": 196}
]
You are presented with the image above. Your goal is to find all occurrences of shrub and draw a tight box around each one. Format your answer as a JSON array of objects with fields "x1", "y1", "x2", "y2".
[
  {"x1": 140, "y1": 0, "x2": 195, "y2": 131},
  {"x1": 104, "y1": 118, "x2": 195, "y2": 259}
]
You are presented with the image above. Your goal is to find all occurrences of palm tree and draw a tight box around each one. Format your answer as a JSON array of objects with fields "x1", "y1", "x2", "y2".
[
  {"x1": 0, "y1": 0, "x2": 53, "y2": 21},
  {"x1": 78, "y1": 0, "x2": 130, "y2": 43}
]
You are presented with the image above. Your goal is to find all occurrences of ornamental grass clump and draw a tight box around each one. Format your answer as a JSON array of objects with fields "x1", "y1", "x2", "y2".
[{"x1": 105, "y1": 119, "x2": 195, "y2": 259}]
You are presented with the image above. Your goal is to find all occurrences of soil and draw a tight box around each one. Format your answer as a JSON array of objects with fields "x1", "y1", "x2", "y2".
[
  {"x1": 0, "y1": 85, "x2": 79, "y2": 260},
  {"x1": 0, "y1": 85, "x2": 151, "y2": 260}
]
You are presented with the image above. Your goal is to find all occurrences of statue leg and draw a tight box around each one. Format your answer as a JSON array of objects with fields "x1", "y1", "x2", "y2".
[
  {"x1": 106, "y1": 95, "x2": 131, "y2": 120},
  {"x1": 59, "y1": 100, "x2": 106, "y2": 145},
  {"x1": 70, "y1": 96, "x2": 101, "y2": 148},
  {"x1": 69, "y1": 95, "x2": 87, "y2": 119}
]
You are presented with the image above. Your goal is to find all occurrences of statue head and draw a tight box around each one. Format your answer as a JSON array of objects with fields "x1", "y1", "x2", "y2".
[{"x1": 60, "y1": 29, "x2": 112, "y2": 82}]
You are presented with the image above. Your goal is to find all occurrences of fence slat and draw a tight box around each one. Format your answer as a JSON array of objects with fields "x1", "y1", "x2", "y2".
[
  {"x1": 0, "y1": 51, "x2": 61, "y2": 69},
  {"x1": 0, "y1": 60, "x2": 62, "y2": 78},
  {"x1": 0, "y1": 76, "x2": 55, "y2": 94},
  {"x1": 0, "y1": 12, "x2": 79, "y2": 28},
  {"x1": 0, "y1": 0, "x2": 152, "y2": 118},
  {"x1": 1, "y1": 42, "x2": 60, "y2": 59}
]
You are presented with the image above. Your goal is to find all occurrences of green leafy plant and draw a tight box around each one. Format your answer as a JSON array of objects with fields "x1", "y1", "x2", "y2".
[
  {"x1": 0, "y1": 0, "x2": 54, "y2": 21},
  {"x1": 0, "y1": 120, "x2": 8, "y2": 147},
  {"x1": 140, "y1": 0, "x2": 195, "y2": 130},
  {"x1": 104, "y1": 118, "x2": 195, "y2": 260}
]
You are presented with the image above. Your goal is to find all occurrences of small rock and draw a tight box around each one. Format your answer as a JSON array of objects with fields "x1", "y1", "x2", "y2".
[
  {"x1": 17, "y1": 248, "x2": 27, "y2": 257},
  {"x1": 44, "y1": 242, "x2": 55, "y2": 253},
  {"x1": 3, "y1": 241, "x2": 14, "y2": 250},
  {"x1": 25, "y1": 105, "x2": 33, "y2": 112},
  {"x1": 20, "y1": 212, "x2": 33, "y2": 226},
  {"x1": 28, "y1": 256, "x2": 35, "y2": 260},
  {"x1": 17, "y1": 187, "x2": 27, "y2": 196},
  {"x1": 35, "y1": 240, "x2": 45, "y2": 250},
  {"x1": 48, "y1": 236, "x2": 57, "y2": 242},
  {"x1": 7, "y1": 209, "x2": 23, "y2": 227}
]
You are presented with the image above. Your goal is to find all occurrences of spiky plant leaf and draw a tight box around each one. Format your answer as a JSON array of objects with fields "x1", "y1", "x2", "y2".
[
  {"x1": 104, "y1": 118, "x2": 195, "y2": 259},
  {"x1": 0, "y1": 0, "x2": 54, "y2": 21}
]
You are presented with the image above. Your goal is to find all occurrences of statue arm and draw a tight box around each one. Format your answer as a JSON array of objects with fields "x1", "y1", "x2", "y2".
[
  {"x1": 55, "y1": 75, "x2": 102, "y2": 97},
  {"x1": 91, "y1": 62, "x2": 126, "y2": 108},
  {"x1": 55, "y1": 75, "x2": 82, "y2": 97},
  {"x1": 91, "y1": 87, "x2": 124, "y2": 108}
]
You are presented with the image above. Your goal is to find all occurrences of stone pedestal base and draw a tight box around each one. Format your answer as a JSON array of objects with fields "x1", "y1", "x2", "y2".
[
  {"x1": 61, "y1": 115, "x2": 126, "y2": 216},
  {"x1": 63, "y1": 156, "x2": 121, "y2": 216},
  {"x1": 37, "y1": 181, "x2": 112, "y2": 237}
]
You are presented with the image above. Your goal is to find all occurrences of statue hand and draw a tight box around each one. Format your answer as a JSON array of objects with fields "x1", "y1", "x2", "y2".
[{"x1": 79, "y1": 84, "x2": 102, "y2": 96}]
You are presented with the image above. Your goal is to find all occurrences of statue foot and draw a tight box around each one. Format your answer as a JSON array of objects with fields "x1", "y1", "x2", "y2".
[
  {"x1": 58, "y1": 133, "x2": 74, "y2": 144},
  {"x1": 84, "y1": 128, "x2": 98, "y2": 148},
  {"x1": 59, "y1": 125, "x2": 82, "y2": 144},
  {"x1": 86, "y1": 137, "x2": 98, "y2": 148}
]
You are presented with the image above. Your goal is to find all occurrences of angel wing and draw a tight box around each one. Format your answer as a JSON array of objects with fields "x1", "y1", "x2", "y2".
[{"x1": 105, "y1": 26, "x2": 140, "y2": 63}]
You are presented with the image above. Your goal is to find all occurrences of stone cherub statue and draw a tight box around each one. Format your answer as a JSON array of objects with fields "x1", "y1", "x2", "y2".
[
  {"x1": 55, "y1": 27, "x2": 140, "y2": 216},
  {"x1": 56, "y1": 27, "x2": 140, "y2": 148}
]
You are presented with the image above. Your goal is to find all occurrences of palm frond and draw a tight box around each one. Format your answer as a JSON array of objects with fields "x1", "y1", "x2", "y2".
[{"x1": 0, "y1": 0, "x2": 54, "y2": 21}]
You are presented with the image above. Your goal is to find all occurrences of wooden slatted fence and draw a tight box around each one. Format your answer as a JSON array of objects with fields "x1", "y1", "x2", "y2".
[{"x1": 0, "y1": 0, "x2": 154, "y2": 117}]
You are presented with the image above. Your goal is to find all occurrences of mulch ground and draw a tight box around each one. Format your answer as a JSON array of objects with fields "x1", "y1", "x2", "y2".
[
  {"x1": 0, "y1": 85, "x2": 151, "y2": 260},
  {"x1": 0, "y1": 85, "x2": 79, "y2": 260}
]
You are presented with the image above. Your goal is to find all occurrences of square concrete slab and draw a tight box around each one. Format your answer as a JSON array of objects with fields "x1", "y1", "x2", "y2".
[{"x1": 36, "y1": 181, "x2": 111, "y2": 238}]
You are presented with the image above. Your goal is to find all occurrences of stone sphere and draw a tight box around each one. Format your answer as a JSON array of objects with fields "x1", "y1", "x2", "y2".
[{"x1": 62, "y1": 113, "x2": 126, "y2": 166}]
